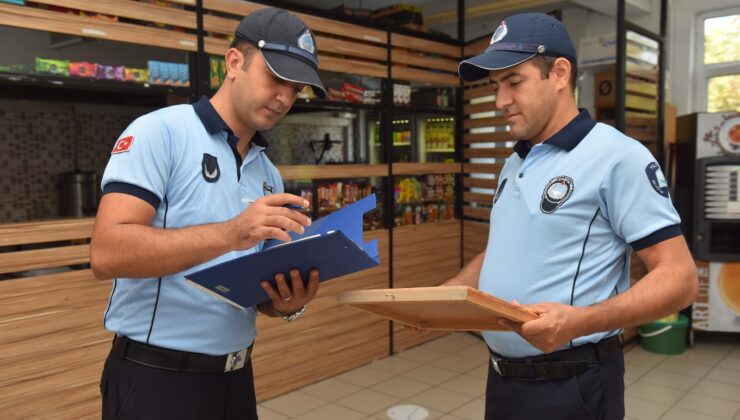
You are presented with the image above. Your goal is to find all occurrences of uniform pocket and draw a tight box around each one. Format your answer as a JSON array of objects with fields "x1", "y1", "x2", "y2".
[
  {"x1": 115, "y1": 362, "x2": 144, "y2": 419},
  {"x1": 573, "y1": 365, "x2": 606, "y2": 420}
]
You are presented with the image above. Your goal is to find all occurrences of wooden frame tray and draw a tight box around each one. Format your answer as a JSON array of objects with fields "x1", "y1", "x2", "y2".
[{"x1": 338, "y1": 286, "x2": 537, "y2": 331}]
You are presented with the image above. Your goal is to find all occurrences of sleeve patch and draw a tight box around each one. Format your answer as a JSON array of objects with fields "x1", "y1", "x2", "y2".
[
  {"x1": 112, "y1": 136, "x2": 134, "y2": 154},
  {"x1": 645, "y1": 162, "x2": 669, "y2": 197}
]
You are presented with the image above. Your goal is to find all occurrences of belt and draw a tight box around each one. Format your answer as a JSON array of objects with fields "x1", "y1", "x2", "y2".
[
  {"x1": 489, "y1": 334, "x2": 623, "y2": 379},
  {"x1": 111, "y1": 336, "x2": 253, "y2": 373}
]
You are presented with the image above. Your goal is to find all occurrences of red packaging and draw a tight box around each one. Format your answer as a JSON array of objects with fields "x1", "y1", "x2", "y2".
[{"x1": 69, "y1": 62, "x2": 97, "y2": 78}]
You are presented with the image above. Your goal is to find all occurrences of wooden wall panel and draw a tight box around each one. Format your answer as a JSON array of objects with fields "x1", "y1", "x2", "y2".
[
  {"x1": 463, "y1": 37, "x2": 489, "y2": 57},
  {"x1": 392, "y1": 162, "x2": 460, "y2": 176},
  {"x1": 252, "y1": 229, "x2": 390, "y2": 401},
  {"x1": 204, "y1": 0, "x2": 388, "y2": 45},
  {"x1": 463, "y1": 221, "x2": 489, "y2": 265},
  {"x1": 0, "y1": 218, "x2": 110, "y2": 420},
  {"x1": 28, "y1": 0, "x2": 196, "y2": 29},
  {"x1": 0, "y1": 218, "x2": 93, "y2": 247},
  {"x1": 391, "y1": 65, "x2": 460, "y2": 87},
  {"x1": 391, "y1": 34, "x2": 459, "y2": 58},
  {"x1": 462, "y1": 69, "x2": 507, "y2": 224},
  {"x1": 0, "y1": 271, "x2": 111, "y2": 420},
  {"x1": 391, "y1": 221, "x2": 461, "y2": 352},
  {"x1": 0, "y1": 244, "x2": 90, "y2": 274}
]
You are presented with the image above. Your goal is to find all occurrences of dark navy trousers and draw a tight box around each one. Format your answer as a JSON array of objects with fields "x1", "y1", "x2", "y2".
[
  {"x1": 100, "y1": 349, "x2": 258, "y2": 420},
  {"x1": 484, "y1": 352, "x2": 625, "y2": 420}
]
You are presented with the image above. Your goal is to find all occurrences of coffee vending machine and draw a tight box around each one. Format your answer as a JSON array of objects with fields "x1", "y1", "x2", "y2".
[{"x1": 675, "y1": 112, "x2": 740, "y2": 332}]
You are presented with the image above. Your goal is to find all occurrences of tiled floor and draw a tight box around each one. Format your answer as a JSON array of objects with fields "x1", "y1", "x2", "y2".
[{"x1": 258, "y1": 332, "x2": 740, "y2": 420}]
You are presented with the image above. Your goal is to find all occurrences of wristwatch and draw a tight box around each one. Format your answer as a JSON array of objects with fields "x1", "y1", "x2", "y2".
[{"x1": 280, "y1": 306, "x2": 305, "y2": 322}]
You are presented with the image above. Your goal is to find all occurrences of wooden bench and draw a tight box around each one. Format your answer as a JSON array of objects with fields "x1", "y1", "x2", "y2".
[{"x1": 0, "y1": 218, "x2": 110, "y2": 420}]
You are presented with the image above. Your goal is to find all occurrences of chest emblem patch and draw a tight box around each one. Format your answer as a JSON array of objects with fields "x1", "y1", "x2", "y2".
[
  {"x1": 262, "y1": 181, "x2": 275, "y2": 195},
  {"x1": 201, "y1": 153, "x2": 220, "y2": 183},
  {"x1": 541, "y1": 176, "x2": 574, "y2": 214},
  {"x1": 645, "y1": 162, "x2": 669, "y2": 197}
]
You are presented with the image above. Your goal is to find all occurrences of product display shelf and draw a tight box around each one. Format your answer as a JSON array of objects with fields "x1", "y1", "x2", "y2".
[{"x1": 0, "y1": 1, "x2": 198, "y2": 52}]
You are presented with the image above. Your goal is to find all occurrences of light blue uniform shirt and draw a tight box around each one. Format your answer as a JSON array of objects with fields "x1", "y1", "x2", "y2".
[
  {"x1": 480, "y1": 110, "x2": 681, "y2": 358},
  {"x1": 100, "y1": 96, "x2": 283, "y2": 355}
]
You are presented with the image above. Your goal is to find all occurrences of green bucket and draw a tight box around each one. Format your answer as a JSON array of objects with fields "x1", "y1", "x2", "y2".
[{"x1": 638, "y1": 314, "x2": 689, "y2": 355}]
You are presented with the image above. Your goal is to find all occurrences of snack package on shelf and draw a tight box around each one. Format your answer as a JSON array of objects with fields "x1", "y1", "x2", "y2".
[
  {"x1": 125, "y1": 68, "x2": 149, "y2": 84},
  {"x1": 363, "y1": 89, "x2": 381, "y2": 105},
  {"x1": 148, "y1": 60, "x2": 161, "y2": 85},
  {"x1": 343, "y1": 83, "x2": 365, "y2": 104},
  {"x1": 79, "y1": 11, "x2": 118, "y2": 21},
  {"x1": 168, "y1": 62, "x2": 179, "y2": 86},
  {"x1": 209, "y1": 56, "x2": 225, "y2": 89},
  {"x1": 179, "y1": 63, "x2": 190, "y2": 87},
  {"x1": 35, "y1": 58, "x2": 69, "y2": 76},
  {"x1": 69, "y1": 62, "x2": 97, "y2": 78},
  {"x1": 394, "y1": 175, "x2": 456, "y2": 226},
  {"x1": 372, "y1": 3, "x2": 423, "y2": 27},
  {"x1": 145, "y1": 61, "x2": 189, "y2": 87},
  {"x1": 393, "y1": 84, "x2": 411, "y2": 105},
  {"x1": 96, "y1": 64, "x2": 125, "y2": 81},
  {"x1": 327, "y1": 87, "x2": 346, "y2": 102}
]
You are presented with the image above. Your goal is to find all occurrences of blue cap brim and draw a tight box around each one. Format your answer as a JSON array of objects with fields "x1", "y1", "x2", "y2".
[
  {"x1": 458, "y1": 50, "x2": 537, "y2": 82},
  {"x1": 262, "y1": 51, "x2": 327, "y2": 98}
]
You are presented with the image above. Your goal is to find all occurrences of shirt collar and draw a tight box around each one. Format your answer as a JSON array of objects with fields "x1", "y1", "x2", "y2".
[
  {"x1": 191, "y1": 95, "x2": 269, "y2": 148},
  {"x1": 514, "y1": 108, "x2": 595, "y2": 159}
]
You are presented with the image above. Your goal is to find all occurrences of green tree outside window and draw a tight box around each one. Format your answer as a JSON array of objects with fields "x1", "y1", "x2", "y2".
[{"x1": 704, "y1": 14, "x2": 739, "y2": 112}]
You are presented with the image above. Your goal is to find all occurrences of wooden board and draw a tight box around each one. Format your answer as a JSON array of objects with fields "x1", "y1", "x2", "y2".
[{"x1": 339, "y1": 286, "x2": 537, "y2": 331}]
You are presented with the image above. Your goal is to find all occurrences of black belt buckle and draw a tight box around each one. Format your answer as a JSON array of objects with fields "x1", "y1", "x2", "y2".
[{"x1": 224, "y1": 348, "x2": 250, "y2": 372}]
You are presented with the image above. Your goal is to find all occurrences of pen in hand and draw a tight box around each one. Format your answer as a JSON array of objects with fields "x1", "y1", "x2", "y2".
[{"x1": 241, "y1": 198, "x2": 306, "y2": 210}]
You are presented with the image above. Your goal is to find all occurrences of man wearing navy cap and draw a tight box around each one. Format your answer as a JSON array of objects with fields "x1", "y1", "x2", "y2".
[
  {"x1": 445, "y1": 12, "x2": 698, "y2": 419},
  {"x1": 91, "y1": 8, "x2": 326, "y2": 420}
]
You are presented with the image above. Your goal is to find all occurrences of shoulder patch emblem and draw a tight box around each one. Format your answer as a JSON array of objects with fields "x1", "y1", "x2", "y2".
[
  {"x1": 645, "y1": 162, "x2": 669, "y2": 197},
  {"x1": 541, "y1": 176, "x2": 574, "y2": 214},
  {"x1": 201, "y1": 153, "x2": 220, "y2": 183},
  {"x1": 111, "y1": 136, "x2": 134, "y2": 154}
]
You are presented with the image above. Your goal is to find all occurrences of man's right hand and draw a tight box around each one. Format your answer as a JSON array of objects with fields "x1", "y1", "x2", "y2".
[{"x1": 227, "y1": 193, "x2": 312, "y2": 251}]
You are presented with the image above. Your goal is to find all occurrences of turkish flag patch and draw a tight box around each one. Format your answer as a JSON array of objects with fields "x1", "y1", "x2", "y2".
[{"x1": 111, "y1": 136, "x2": 134, "y2": 154}]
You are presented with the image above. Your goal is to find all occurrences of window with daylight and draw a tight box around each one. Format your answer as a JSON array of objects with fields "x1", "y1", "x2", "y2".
[{"x1": 696, "y1": 10, "x2": 740, "y2": 112}]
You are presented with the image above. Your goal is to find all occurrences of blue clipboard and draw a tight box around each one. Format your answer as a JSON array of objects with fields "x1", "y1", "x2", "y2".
[{"x1": 185, "y1": 194, "x2": 380, "y2": 309}]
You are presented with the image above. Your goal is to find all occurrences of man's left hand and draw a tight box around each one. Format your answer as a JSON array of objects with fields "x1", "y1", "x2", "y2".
[
  {"x1": 500, "y1": 302, "x2": 587, "y2": 353},
  {"x1": 258, "y1": 269, "x2": 319, "y2": 317}
]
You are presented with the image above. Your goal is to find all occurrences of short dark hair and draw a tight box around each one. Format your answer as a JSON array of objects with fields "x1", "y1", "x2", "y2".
[
  {"x1": 530, "y1": 55, "x2": 577, "y2": 93},
  {"x1": 228, "y1": 38, "x2": 258, "y2": 70}
]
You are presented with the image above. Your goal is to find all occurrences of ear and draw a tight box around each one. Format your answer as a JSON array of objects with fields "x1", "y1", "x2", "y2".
[
  {"x1": 224, "y1": 48, "x2": 245, "y2": 81},
  {"x1": 551, "y1": 57, "x2": 572, "y2": 92}
]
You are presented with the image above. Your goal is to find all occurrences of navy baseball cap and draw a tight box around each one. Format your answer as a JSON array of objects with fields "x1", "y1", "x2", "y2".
[
  {"x1": 235, "y1": 8, "x2": 327, "y2": 98},
  {"x1": 458, "y1": 12, "x2": 576, "y2": 82}
]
